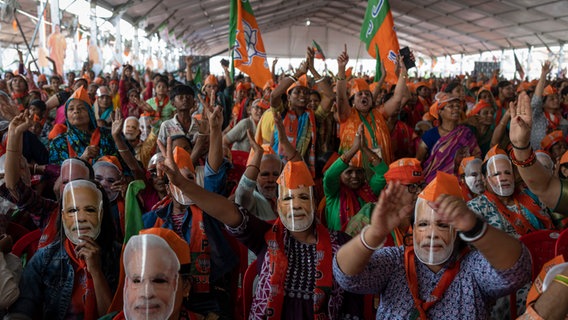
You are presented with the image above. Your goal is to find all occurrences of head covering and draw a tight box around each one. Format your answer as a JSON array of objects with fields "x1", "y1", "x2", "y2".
[
  {"x1": 70, "y1": 86, "x2": 92, "y2": 105},
  {"x1": 139, "y1": 228, "x2": 191, "y2": 266},
  {"x1": 349, "y1": 78, "x2": 371, "y2": 97},
  {"x1": 94, "y1": 77, "x2": 104, "y2": 85},
  {"x1": 516, "y1": 81, "x2": 533, "y2": 93},
  {"x1": 418, "y1": 171, "x2": 463, "y2": 202},
  {"x1": 236, "y1": 82, "x2": 251, "y2": 92},
  {"x1": 173, "y1": 146, "x2": 195, "y2": 174},
  {"x1": 484, "y1": 145, "x2": 507, "y2": 164},
  {"x1": 286, "y1": 75, "x2": 308, "y2": 94},
  {"x1": 560, "y1": 151, "x2": 568, "y2": 165},
  {"x1": 370, "y1": 82, "x2": 380, "y2": 93},
  {"x1": 96, "y1": 86, "x2": 111, "y2": 97},
  {"x1": 277, "y1": 161, "x2": 315, "y2": 189},
  {"x1": 204, "y1": 74, "x2": 218, "y2": 86},
  {"x1": 458, "y1": 156, "x2": 476, "y2": 175},
  {"x1": 48, "y1": 123, "x2": 67, "y2": 140},
  {"x1": 415, "y1": 82, "x2": 430, "y2": 90},
  {"x1": 467, "y1": 100, "x2": 493, "y2": 117},
  {"x1": 543, "y1": 85, "x2": 558, "y2": 97},
  {"x1": 541, "y1": 130, "x2": 564, "y2": 151},
  {"x1": 93, "y1": 155, "x2": 123, "y2": 172},
  {"x1": 253, "y1": 98, "x2": 270, "y2": 110},
  {"x1": 429, "y1": 92, "x2": 460, "y2": 119},
  {"x1": 65, "y1": 87, "x2": 96, "y2": 130},
  {"x1": 38, "y1": 74, "x2": 47, "y2": 83},
  {"x1": 384, "y1": 158, "x2": 423, "y2": 184}
]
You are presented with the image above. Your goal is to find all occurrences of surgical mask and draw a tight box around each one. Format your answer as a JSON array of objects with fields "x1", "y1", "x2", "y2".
[
  {"x1": 278, "y1": 187, "x2": 315, "y2": 232},
  {"x1": 486, "y1": 155, "x2": 514, "y2": 197},
  {"x1": 413, "y1": 198, "x2": 456, "y2": 265}
]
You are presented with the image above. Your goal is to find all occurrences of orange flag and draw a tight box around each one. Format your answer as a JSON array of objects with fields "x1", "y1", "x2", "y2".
[
  {"x1": 360, "y1": 0, "x2": 400, "y2": 84},
  {"x1": 229, "y1": 0, "x2": 272, "y2": 88}
]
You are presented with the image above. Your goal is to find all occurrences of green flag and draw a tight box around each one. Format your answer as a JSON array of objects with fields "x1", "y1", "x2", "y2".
[
  {"x1": 194, "y1": 66, "x2": 203, "y2": 90},
  {"x1": 123, "y1": 180, "x2": 146, "y2": 244},
  {"x1": 312, "y1": 40, "x2": 325, "y2": 60},
  {"x1": 374, "y1": 44, "x2": 382, "y2": 82}
]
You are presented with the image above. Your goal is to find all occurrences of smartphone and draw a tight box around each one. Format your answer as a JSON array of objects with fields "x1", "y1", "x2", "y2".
[
  {"x1": 400, "y1": 47, "x2": 416, "y2": 70},
  {"x1": 220, "y1": 59, "x2": 230, "y2": 67}
]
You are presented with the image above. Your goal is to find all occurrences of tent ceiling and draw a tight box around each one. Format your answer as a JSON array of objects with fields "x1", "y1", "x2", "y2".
[{"x1": 2, "y1": 0, "x2": 568, "y2": 59}]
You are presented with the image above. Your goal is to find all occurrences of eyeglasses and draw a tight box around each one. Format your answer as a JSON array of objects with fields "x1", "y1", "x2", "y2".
[{"x1": 405, "y1": 182, "x2": 427, "y2": 194}]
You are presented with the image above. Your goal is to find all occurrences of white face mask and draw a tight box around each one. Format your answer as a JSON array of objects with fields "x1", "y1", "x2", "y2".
[
  {"x1": 413, "y1": 198, "x2": 456, "y2": 266},
  {"x1": 487, "y1": 155, "x2": 515, "y2": 197},
  {"x1": 464, "y1": 159, "x2": 484, "y2": 195},
  {"x1": 170, "y1": 184, "x2": 193, "y2": 206},
  {"x1": 61, "y1": 181, "x2": 103, "y2": 245},
  {"x1": 278, "y1": 187, "x2": 315, "y2": 232}
]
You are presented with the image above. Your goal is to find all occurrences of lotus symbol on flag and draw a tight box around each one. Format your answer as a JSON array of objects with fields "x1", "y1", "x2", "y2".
[{"x1": 240, "y1": 20, "x2": 267, "y2": 67}]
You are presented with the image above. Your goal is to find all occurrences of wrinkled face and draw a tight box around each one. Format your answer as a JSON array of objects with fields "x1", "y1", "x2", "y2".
[
  {"x1": 353, "y1": 90, "x2": 373, "y2": 113},
  {"x1": 550, "y1": 141, "x2": 567, "y2": 161},
  {"x1": 98, "y1": 95, "x2": 112, "y2": 109},
  {"x1": 478, "y1": 90, "x2": 492, "y2": 103},
  {"x1": 155, "y1": 82, "x2": 168, "y2": 96},
  {"x1": 172, "y1": 94, "x2": 195, "y2": 112},
  {"x1": 500, "y1": 84, "x2": 515, "y2": 99},
  {"x1": 413, "y1": 198, "x2": 456, "y2": 265},
  {"x1": 61, "y1": 184, "x2": 102, "y2": 245},
  {"x1": 95, "y1": 165, "x2": 121, "y2": 201},
  {"x1": 440, "y1": 100, "x2": 461, "y2": 122},
  {"x1": 277, "y1": 186, "x2": 314, "y2": 232},
  {"x1": 66, "y1": 100, "x2": 90, "y2": 129},
  {"x1": 308, "y1": 93, "x2": 321, "y2": 110},
  {"x1": 478, "y1": 107, "x2": 495, "y2": 126},
  {"x1": 486, "y1": 157, "x2": 515, "y2": 197},
  {"x1": 148, "y1": 165, "x2": 166, "y2": 194},
  {"x1": 288, "y1": 87, "x2": 309, "y2": 108},
  {"x1": 340, "y1": 166, "x2": 365, "y2": 190},
  {"x1": 124, "y1": 248, "x2": 178, "y2": 320},
  {"x1": 257, "y1": 158, "x2": 281, "y2": 200},
  {"x1": 250, "y1": 103, "x2": 265, "y2": 122},
  {"x1": 123, "y1": 118, "x2": 141, "y2": 141}
]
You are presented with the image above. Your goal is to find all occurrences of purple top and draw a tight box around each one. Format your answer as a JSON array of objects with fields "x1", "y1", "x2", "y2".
[{"x1": 333, "y1": 245, "x2": 532, "y2": 320}]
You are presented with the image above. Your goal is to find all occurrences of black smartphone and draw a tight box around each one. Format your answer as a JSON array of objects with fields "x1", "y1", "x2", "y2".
[
  {"x1": 400, "y1": 47, "x2": 415, "y2": 70},
  {"x1": 220, "y1": 59, "x2": 230, "y2": 67}
]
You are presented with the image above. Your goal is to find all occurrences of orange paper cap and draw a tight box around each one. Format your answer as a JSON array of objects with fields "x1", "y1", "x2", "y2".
[
  {"x1": 277, "y1": 161, "x2": 315, "y2": 189},
  {"x1": 38, "y1": 74, "x2": 47, "y2": 82},
  {"x1": 429, "y1": 92, "x2": 459, "y2": 119},
  {"x1": 418, "y1": 171, "x2": 463, "y2": 202},
  {"x1": 204, "y1": 74, "x2": 218, "y2": 86},
  {"x1": 516, "y1": 81, "x2": 532, "y2": 93},
  {"x1": 484, "y1": 145, "x2": 507, "y2": 163},
  {"x1": 173, "y1": 146, "x2": 195, "y2": 174},
  {"x1": 95, "y1": 155, "x2": 123, "y2": 172},
  {"x1": 256, "y1": 99, "x2": 270, "y2": 110},
  {"x1": 543, "y1": 85, "x2": 558, "y2": 97},
  {"x1": 560, "y1": 150, "x2": 568, "y2": 165},
  {"x1": 541, "y1": 130, "x2": 564, "y2": 151},
  {"x1": 246, "y1": 144, "x2": 276, "y2": 166},
  {"x1": 139, "y1": 228, "x2": 191, "y2": 265},
  {"x1": 286, "y1": 74, "x2": 308, "y2": 94},
  {"x1": 350, "y1": 78, "x2": 371, "y2": 97},
  {"x1": 384, "y1": 158, "x2": 423, "y2": 184},
  {"x1": 48, "y1": 123, "x2": 67, "y2": 140},
  {"x1": 71, "y1": 86, "x2": 92, "y2": 106},
  {"x1": 467, "y1": 100, "x2": 493, "y2": 117},
  {"x1": 236, "y1": 82, "x2": 251, "y2": 91},
  {"x1": 458, "y1": 156, "x2": 476, "y2": 175}
]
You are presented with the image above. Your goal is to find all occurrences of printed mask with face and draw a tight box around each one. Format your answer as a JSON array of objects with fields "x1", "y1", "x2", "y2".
[
  {"x1": 123, "y1": 234, "x2": 179, "y2": 320},
  {"x1": 486, "y1": 155, "x2": 515, "y2": 197},
  {"x1": 93, "y1": 160, "x2": 122, "y2": 202},
  {"x1": 61, "y1": 180, "x2": 103, "y2": 245},
  {"x1": 463, "y1": 158, "x2": 484, "y2": 195},
  {"x1": 277, "y1": 185, "x2": 315, "y2": 232},
  {"x1": 139, "y1": 116, "x2": 152, "y2": 142},
  {"x1": 413, "y1": 198, "x2": 456, "y2": 265},
  {"x1": 536, "y1": 152, "x2": 555, "y2": 176}
]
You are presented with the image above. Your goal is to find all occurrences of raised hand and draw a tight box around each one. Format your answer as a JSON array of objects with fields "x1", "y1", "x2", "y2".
[
  {"x1": 368, "y1": 182, "x2": 414, "y2": 239},
  {"x1": 9, "y1": 109, "x2": 33, "y2": 135},
  {"x1": 337, "y1": 44, "x2": 349, "y2": 71},
  {"x1": 111, "y1": 110, "x2": 123, "y2": 138},
  {"x1": 157, "y1": 137, "x2": 187, "y2": 188},
  {"x1": 430, "y1": 194, "x2": 477, "y2": 232},
  {"x1": 75, "y1": 236, "x2": 102, "y2": 273},
  {"x1": 541, "y1": 60, "x2": 552, "y2": 75},
  {"x1": 207, "y1": 105, "x2": 223, "y2": 131},
  {"x1": 294, "y1": 61, "x2": 308, "y2": 78},
  {"x1": 509, "y1": 91, "x2": 532, "y2": 149},
  {"x1": 247, "y1": 128, "x2": 263, "y2": 155}
]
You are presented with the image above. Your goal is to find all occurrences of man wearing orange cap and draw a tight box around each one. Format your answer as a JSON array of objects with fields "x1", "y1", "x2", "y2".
[
  {"x1": 335, "y1": 171, "x2": 531, "y2": 319},
  {"x1": 336, "y1": 47, "x2": 409, "y2": 166},
  {"x1": 323, "y1": 124, "x2": 387, "y2": 232},
  {"x1": 158, "y1": 146, "x2": 365, "y2": 318},
  {"x1": 530, "y1": 61, "x2": 568, "y2": 150},
  {"x1": 467, "y1": 146, "x2": 554, "y2": 238},
  {"x1": 540, "y1": 130, "x2": 567, "y2": 161}
]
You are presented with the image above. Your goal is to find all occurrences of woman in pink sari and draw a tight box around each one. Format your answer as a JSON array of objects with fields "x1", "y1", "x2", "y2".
[{"x1": 416, "y1": 92, "x2": 480, "y2": 183}]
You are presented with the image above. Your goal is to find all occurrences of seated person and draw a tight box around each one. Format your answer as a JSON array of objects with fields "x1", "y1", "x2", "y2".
[{"x1": 458, "y1": 157, "x2": 485, "y2": 201}]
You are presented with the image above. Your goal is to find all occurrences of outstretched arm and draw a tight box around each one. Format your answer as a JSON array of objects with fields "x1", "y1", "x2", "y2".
[
  {"x1": 533, "y1": 61, "x2": 551, "y2": 99},
  {"x1": 335, "y1": 44, "x2": 350, "y2": 123},
  {"x1": 383, "y1": 56, "x2": 410, "y2": 118}
]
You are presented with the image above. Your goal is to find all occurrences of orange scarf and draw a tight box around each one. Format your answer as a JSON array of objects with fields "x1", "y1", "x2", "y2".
[
  {"x1": 483, "y1": 191, "x2": 553, "y2": 236},
  {"x1": 67, "y1": 127, "x2": 101, "y2": 162},
  {"x1": 544, "y1": 111, "x2": 560, "y2": 130},
  {"x1": 154, "y1": 205, "x2": 210, "y2": 293},
  {"x1": 264, "y1": 220, "x2": 332, "y2": 320},
  {"x1": 404, "y1": 246, "x2": 469, "y2": 320},
  {"x1": 281, "y1": 109, "x2": 317, "y2": 177},
  {"x1": 338, "y1": 184, "x2": 377, "y2": 232},
  {"x1": 64, "y1": 239, "x2": 97, "y2": 320}
]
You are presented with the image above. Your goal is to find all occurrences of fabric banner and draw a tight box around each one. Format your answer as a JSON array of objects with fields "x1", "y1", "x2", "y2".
[
  {"x1": 514, "y1": 52, "x2": 525, "y2": 80},
  {"x1": 360, "y1": 0, "x2": 400, "y2": 84},
  {"x1": 312, "y1": 40, "x2": 326, "y2": 60}
]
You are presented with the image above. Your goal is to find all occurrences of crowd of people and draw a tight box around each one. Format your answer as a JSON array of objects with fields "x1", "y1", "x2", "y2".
[{"x1": 0, "y1": 42, "x2": 567, "y2": 320}]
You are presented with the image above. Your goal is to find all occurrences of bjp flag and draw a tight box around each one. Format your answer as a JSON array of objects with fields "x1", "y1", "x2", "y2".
[
  {"x1": 360, "y1": 0, "x2": 400, "y2": 84},
  {"x1": 229, "y1": 0, "x2": 272, "y2": 88}
]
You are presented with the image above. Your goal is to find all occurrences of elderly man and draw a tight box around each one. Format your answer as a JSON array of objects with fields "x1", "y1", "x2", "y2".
[
  {"x1": 334, "y1": 171, "x2": 531, "y2": 319},
  {"x1": 158, "y1": 136, "x2": 365, "y2": 319},
  {"x1": 121, "y1": 116, "x2": 157, "y2": 169}
]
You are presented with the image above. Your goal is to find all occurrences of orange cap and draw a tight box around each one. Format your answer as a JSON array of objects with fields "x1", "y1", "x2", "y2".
[
  {"x1": 286, "y1": 74, "x2": 308, "y2": 94},
  {"x1": 255, "y1": 99, "x2": 270, "y2": 110},
  {"x1": 70, "y1": 86, "x2": 92, "y2": 105},
  {"x1": 484, "y1": 145, "x2": 507, "y2": 163},
  {"x1": 429, "y1": 92, "x2": 459, "y2": 119},
  {"x1": 277, "y1": 161, "x2": 314, "y2": 188},
  {"x1": 560, "y1": 150, "x2": 568, "y2": 165},
  {"x1": 350, "y1": 78, "x2": 371, "y2": 97},
  {"x1": 81, "y1": 72, "x2": 91, "y2": 85},
  {"x1": 543, "y1": 85, "x2": 558, "y2": 97},
  {"x1": 415, "y1": 82, "x2": 429, "y2": 90},
  {"x1": 96, "y1": 155, "x2": 123, "y2": 172},
  {"x1": 204, "y1": 74, "x2": 218, "y2": 86},
  {"x1": 458, "y1": 156, "x2": 476, "y2": 175},
  {"x1": 48, "y1": 124, "x2": 67, "y2": 140},
  {"x1": 418, "y1": 171, "x2": 463, "y2": 202},
  {"x1": 94, "y1": 77, "x2": 104, "y2": 85},
  {"x1": 384, "y1": 158, "x2": 423, "y2": 184},
  {"x1": 38, "y1": 74, "x2": 47, "y2": 82},
  {"x1": 173, "y1": 146, "x2": 195, "y2": 174},
  {"x1": 407, "y1": 82, "x2": 416, "y2": 94},
  {"x1": 236, "y1": 82, "x2": 251, "y2": 91},
  {"x1": 369, "y1": 82, "x2": 379, "y2": 93},
  {"x1": 541, "y1": 130, "x2": 564, "y2": 151},
  {"x1": 467, "y1": 100, "x2": 493, "y2": 117},
  {"x1": 246, "y1": 143, "x2": 276, "y2": 165},
  {"x1": 139, "y1": 228, "x2": 191, "y2": 265},
  {"x1": 516, "y1": 81, "x2": 532, "y2": 93}
]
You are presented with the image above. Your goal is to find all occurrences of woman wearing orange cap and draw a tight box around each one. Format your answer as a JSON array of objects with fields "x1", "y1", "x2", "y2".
[
  {"x1": 467, "y1": 100, "x2": 496, "y2": 156},
  {"x1": 417, "y1": 92, "x2": 480, "y2": 183}
]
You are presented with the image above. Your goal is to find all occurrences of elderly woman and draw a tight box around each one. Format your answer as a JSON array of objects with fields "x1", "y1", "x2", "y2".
[
  {"x1": 6, "y1": 179, "x2": 120, "y2": 319},
  {"x1": 49, "y1": 87, "x2": 118, "y2": 165},
  {"x1": 417, "y1": 92, "x2": 481, "y2": 182}
]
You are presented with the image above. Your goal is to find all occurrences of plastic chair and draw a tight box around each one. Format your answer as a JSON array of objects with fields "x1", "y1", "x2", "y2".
[
  {"x1": 519, "y1": 229, "x2": 560, "y2": 281},
  {"x1": 11, "y1": 229, "x2": 41, "y2": 266},
  {"x1": 242, "y1": 259, "x2": 258, "y2": 320},
  {"x1": 555, "y1": 228, "x2": 568, "y2": 260}
]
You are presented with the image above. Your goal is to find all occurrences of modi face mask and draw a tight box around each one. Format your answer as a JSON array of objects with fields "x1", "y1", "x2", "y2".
[
  {"x1": 463, "y1": 158, "x2": 484, "y2": 195},
  {"x1": 139, "y1": 116, "x2": 152, "y2": 142},
  {"x1": 61, "y1": 180, "x2": 103, "y2": 245},
  {"x1": 277, "y1": 186, "x2": 315, "y2": 232},
  {"x1": 413, "y1": 198, "x2": 456, "y2": 265},
  {"x1": 486, "y1": 155, "x2": 515, "y2": 197},
  {"x1": 123, "y1": 234, "x2": 179, "y2": 320}
]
